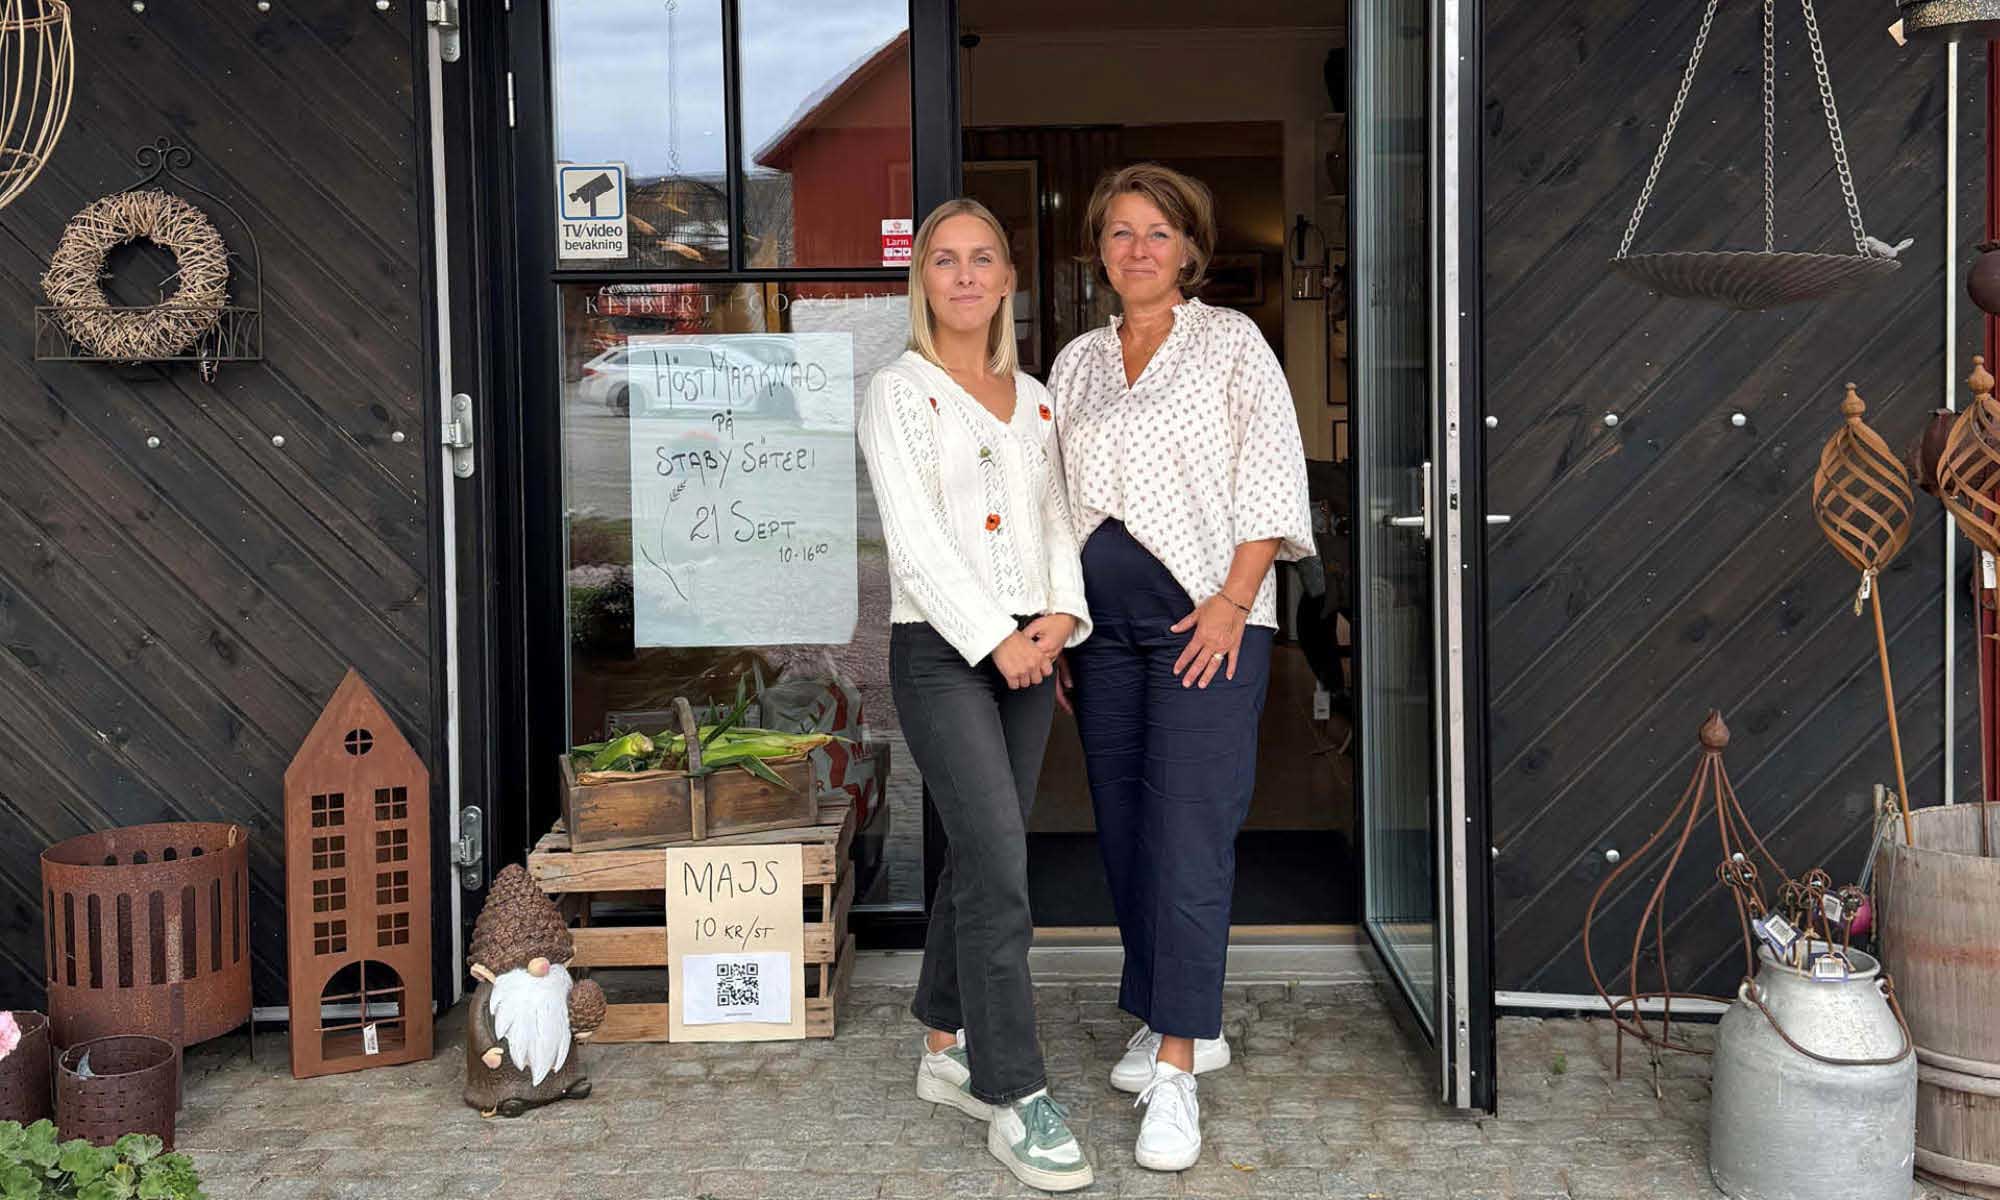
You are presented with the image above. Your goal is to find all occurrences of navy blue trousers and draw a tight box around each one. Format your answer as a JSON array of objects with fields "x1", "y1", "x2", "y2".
[{"x1": 1068, "y1": 520, "x2": 1273, "y2": 1041}]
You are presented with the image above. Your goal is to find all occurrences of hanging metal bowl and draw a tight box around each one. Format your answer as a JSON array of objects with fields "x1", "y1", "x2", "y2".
[
  {"x1": 1899, "y1": 0, "x2": 2000, "y2": 41},
  {"x1": 1610, "y1": 251, "x2": 1900, "y2": 311}
]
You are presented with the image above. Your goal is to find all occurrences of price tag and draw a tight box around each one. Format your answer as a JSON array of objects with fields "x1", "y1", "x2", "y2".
[
  {"x1": 362, "y1": 1023, "x2": 380, "y2": 1055},
  {"x1": 1754, "y1": 914, "x2": 1800, "y2": 958},
  {"x1": 1821, "y1": 893, "x2": 1845, "y2": 925},
  {"x1": 1983, "y1": 552, "x2": 1996, "y2": 591},
  {"x1": 1313, "y1": 686, "x2": 1331, "y2": 722},
  {"x1": 1809, "y1": 951, "x2": 1851, "y2": 982}
]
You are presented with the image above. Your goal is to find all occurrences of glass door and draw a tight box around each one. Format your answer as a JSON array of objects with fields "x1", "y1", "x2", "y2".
[{"x1": 1351, "y1": 0, "x2": 1493, "y2": 1109}]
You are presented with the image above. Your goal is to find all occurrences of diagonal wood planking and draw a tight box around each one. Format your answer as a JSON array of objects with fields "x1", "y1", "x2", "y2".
[
  {"x1": 1484, "y1": 0, "x2": 1986, "y2": 996},
  {"x1": 0, "y1": 0, "x2": 435, "y2": 1010}
]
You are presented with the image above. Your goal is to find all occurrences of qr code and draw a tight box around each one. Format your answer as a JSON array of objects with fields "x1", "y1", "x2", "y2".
[{"x1": 716, "y1": 960, "x2": 761, "y2": 1008}]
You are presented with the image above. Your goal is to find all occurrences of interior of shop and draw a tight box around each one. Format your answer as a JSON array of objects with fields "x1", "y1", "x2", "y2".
[
  {"x1": 551, "y1": 0, "x2": 1356, "y2": 929},
  {"x1": 955, "y1": 0, "x2": 1358, "y2": 925}
]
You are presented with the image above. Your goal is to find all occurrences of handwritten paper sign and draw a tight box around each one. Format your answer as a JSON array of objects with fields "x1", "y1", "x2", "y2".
[
  {"x1": 627, "y1": 333, "x2": 857, "y2": 647},
  {"x1": 665, "y1": 843, "x2": 807, "y2": 1042}
]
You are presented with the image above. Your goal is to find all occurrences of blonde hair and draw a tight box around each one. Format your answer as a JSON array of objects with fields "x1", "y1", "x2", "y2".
[
  {"x1": 1080, "y1": 162, "x2": 1217, "y2": 293},
  {"x1": 906, "y1": 198, "x2": 1020, "y2": 377}
]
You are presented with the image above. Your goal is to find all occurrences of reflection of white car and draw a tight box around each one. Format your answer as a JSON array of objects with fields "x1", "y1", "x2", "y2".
[{"x1": 579, "y1": 338, "x2": 805, "y2": 419}]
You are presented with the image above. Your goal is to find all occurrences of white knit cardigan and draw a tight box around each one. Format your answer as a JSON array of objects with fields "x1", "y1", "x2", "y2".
[{"x1": 858, "y1": 352, "x2": 1092, "y2": 665}]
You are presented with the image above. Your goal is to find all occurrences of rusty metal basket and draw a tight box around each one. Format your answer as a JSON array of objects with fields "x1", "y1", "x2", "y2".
[
  {"x1": 0, "y1": 1011, "x2": 52, "y2": 1124},
  {"x1": 41, "y1": 822, "x2": 252, "y2": 1049},
  {"x1": 54, "y1": 1035, "x2": 177, "y2": 1150}
]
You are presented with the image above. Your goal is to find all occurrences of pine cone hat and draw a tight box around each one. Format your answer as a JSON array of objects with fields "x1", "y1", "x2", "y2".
[{"x1": 469, "y1": 864, "x2": 573, "y2": 976}]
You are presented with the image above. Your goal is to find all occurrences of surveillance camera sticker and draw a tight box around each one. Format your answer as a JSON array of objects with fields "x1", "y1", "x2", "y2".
[{"x1": 557, "y1": 162, "x2": 628, "y2": 260}]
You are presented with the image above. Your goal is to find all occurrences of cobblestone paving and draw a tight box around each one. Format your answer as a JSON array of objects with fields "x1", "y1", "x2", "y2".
[{"x1": 178, "y1": 981, "x2": 1973, "y2": 1199}]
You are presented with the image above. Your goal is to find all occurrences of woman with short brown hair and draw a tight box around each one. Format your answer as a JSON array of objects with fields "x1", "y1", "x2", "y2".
[{"x1": 1050, "y1": 162, "x2": 1315, "y2": 1173}]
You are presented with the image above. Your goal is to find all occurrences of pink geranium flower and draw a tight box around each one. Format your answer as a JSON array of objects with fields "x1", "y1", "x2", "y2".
[{"x1": 0, "y1": 1012, "x2": 19, "y2": 1062}]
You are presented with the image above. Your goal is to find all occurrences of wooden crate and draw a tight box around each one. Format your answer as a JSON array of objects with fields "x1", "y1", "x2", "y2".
[
  {"x1": 528, "y1": 797, "x2": 856, "y2": 1042},
  {"x1": 559, "y1": 697, "x2": 820, "y2": 852}
]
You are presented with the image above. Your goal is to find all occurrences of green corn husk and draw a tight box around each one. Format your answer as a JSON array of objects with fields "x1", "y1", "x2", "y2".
[{"x1": 586, "y1": 730, "x2": 655, "y2": 773}]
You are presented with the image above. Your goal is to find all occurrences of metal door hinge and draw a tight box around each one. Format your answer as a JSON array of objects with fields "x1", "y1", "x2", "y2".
[
  {"x1": 443, "y1": 392, "x2": 475, "y2": 478},
  {"x1": 453, "y1": 805, "x2": 484, "y2": 889},
  {"x1": 506, "y1": 72, "x2": 517, "y2": 128},
  {"x1": 425, "y1": 0, "x2": 461, "y2": 63}
]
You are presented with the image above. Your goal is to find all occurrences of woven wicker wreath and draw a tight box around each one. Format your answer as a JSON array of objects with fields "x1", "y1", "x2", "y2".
[{"x1": 39, "y1": 188, "x2": 229, "y2": 360}]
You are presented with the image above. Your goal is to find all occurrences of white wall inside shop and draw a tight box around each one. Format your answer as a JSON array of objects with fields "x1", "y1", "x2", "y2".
[{"x1": 960, "y1": 25, "x2": 1346, "y2": 460}]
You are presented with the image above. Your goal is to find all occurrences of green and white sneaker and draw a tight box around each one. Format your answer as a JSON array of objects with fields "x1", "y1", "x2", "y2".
[
  {"x1": 915, "y1": 1030, "x2": 992, "y2": 1121},
  {"x1": 988, "y1": 1090, "x2": 1094, "y2": 1193}
]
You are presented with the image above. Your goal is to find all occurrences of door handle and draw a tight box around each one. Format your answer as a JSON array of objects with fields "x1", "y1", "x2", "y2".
[
  {"x1": 1486, "y1": 514, "x2": 1512, "y2": 526},
  {"x1": 1384, "y1": 461, "x2": 1432, "y2": 541}
]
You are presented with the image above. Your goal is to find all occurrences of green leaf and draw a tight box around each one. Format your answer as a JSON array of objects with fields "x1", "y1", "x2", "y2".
[
  {"x1": 77, "y1": 1179, "x2": 128, "y2": 1200},
  {"x1": 737, "y1": 756, "x2": 794, "y2": 790},
  {"x1": 57, "y1": 1139, "x2": 111, "y2": 1184},
  {"x1": 112, "y1": 1136, "x2": 161, "y2": 1168},
  {"x1": 19, "y1": 1124, "x2": 56, "y2": 1170},
  {"x1": 136, "y1": 1156, "x2": 202, "y2": 1200},
  {"x1": 0, "y1": 1163, "x2": 38, "y2": 1200},
  {"x1": 0, "y1": 1123, "x2": 22, "y2": 1161}
]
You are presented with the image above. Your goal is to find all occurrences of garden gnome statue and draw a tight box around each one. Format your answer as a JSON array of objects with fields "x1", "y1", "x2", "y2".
[{"x1": 463, "y1": 865, "x2": 607, "y2": 1118}]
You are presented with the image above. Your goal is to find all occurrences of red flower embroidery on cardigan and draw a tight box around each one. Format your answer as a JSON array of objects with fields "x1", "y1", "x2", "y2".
[
  {"x1": 1038, "y1": 404, "x2": 1052, "y2": 420},
  {"x1": 984, "y1": 513, "x2": 1002, "y2": 532}
]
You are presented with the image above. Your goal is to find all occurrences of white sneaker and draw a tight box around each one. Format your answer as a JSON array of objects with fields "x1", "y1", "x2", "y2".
[
  {"x1": 1134, "y1": 1062, "x2": 1202, "y2": 1172},
  {"x1": 915, "y1": 1030, "x2": 992, "y2": 1122},
  {"x1": 1110, "y1": 1024, "x2": 1231, "y2": 1093},
  {"x1": 988, "y1": 1089, "x2": 1094, "y2": 1192}
]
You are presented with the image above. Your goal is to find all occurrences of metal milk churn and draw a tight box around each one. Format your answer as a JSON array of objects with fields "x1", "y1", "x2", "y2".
[{"x1": 1709, "y1": 942, "x2": 1916, "y2": 1200}]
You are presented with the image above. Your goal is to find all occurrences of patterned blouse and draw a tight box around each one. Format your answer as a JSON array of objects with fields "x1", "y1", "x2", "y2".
[
  {"x1": 1048, "y1": 298, "x2": 1315, "y2": 629},
  {"x1": 858, "y1": 351, "x2": 1092, "y2": 666}
]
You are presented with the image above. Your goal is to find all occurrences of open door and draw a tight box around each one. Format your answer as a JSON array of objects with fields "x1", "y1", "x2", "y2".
[{"x1": 1350, "y1": 0, "x2": 1494, "y2": 1110}]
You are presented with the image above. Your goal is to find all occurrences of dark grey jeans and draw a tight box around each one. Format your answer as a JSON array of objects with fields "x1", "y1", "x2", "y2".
[{"x1": 891, "y1": 620, "x2": 1053, "y2": 1105}]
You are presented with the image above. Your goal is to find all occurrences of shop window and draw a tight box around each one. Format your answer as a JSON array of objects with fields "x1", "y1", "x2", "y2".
[
  {"x1": 375, "y1": 828, "x2": 409, "y2": 864},
  {"x1": 310, "y1": 792, "x2": 345, "y2": 828},
  {"x1": 551, "y1": 0, "x2": 729, "y2": 270},
  {"x1": 559, "y1": 281, "x2": 921, "y2": 912},
  {"x1": 737, "y1": 0, "x2": 911, "y2": 268},
  {"x1": 373, "y1": 786, "x2": 407, "y2": 822}
]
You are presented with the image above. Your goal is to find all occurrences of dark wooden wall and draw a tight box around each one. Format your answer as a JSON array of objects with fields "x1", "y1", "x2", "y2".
[
  {"x1": 0, "y1": 2, "x2": 436, "y2": 1010},
  {"x1": 1484, "y1": 1, "x2": 1986, "y2": 996}
]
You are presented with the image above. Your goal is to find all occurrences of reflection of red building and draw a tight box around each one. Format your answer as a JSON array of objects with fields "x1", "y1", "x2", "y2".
[{"x1": 751, "y1": 32, "x2": 912, "y2": 273}]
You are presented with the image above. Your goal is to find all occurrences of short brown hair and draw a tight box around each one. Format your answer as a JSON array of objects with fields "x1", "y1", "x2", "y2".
[{"x1": 1080, "y1": 163, "x2": 1217, "y2": 293}]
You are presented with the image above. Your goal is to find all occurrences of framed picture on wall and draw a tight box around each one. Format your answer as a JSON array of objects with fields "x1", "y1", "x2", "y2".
[
  {"x1": 1203, "y1": 252, "x2": 1266, "y2": 307},
  {"x1": 961, "y1": 159, "x2": 1042, "y2": 374}
]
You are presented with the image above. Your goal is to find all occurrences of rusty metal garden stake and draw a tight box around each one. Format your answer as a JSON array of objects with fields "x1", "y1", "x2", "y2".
[
  {"x1": 1583, "y1": 712, "x2": 1790, "y2": 1092},
  {"x1": 1932, "y1": 356, "x2": 2000, "y2": 856},
  {"x1": 1811, "y1": 382, "x2": 1917, "y2": 845}
]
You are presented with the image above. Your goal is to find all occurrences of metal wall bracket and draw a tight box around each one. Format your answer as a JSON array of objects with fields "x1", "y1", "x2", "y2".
[
  {"x1": 442, "y1": 392, "x2": 475, "y2": 478},
  {"x1": 426, "y1": 0, "x2": 462, "y2": 63},
  {"x1": 453, "y1": 805, "x2": 484, "y2": 890}
]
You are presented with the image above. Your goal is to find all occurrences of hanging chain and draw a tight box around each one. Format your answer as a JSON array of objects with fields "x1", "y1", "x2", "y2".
[
  {"x1": 1762, "y1": 0, "x2": 1776, "y2": 253},
  {"x1": 1616, "y1": 0, "x2": 1721, "y2": 259},
  {"x1": 1799, "y1": 0, "x2": 1871, "y2": 254}
]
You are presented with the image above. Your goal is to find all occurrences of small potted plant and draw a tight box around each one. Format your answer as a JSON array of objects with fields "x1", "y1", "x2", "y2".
[{"x1": 0, "y1": 1121, "x2": 207, "y2": 1199}]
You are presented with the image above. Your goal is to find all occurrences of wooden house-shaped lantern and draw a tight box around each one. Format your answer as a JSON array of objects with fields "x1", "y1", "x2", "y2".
[{"x1": 283, "y1": 670, "x2": 432, "y2": 1078}]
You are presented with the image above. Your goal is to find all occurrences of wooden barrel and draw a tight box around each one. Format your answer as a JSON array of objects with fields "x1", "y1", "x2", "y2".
[{"x1": 1877, "y1": 803, "x2": 2000, "y2": 1199}]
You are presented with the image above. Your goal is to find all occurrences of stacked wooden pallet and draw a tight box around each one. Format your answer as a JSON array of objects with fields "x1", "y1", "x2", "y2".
[{"x1": 526, "y1": 797, "x2": 857, "y2": 1042}]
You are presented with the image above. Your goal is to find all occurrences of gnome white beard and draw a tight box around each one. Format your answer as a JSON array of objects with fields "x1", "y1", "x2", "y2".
[{"x1": 488, "y1": 963, "x2": 574, "y2": 1085}]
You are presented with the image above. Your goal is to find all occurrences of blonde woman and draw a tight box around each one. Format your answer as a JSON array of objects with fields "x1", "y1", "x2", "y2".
[
  {"x1": 1049, "y1": 164, "x2": 1314, "y2": 1171},
  {"x1": 857, "y1": 199, "x2": 1094, "y2": 1193}
]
